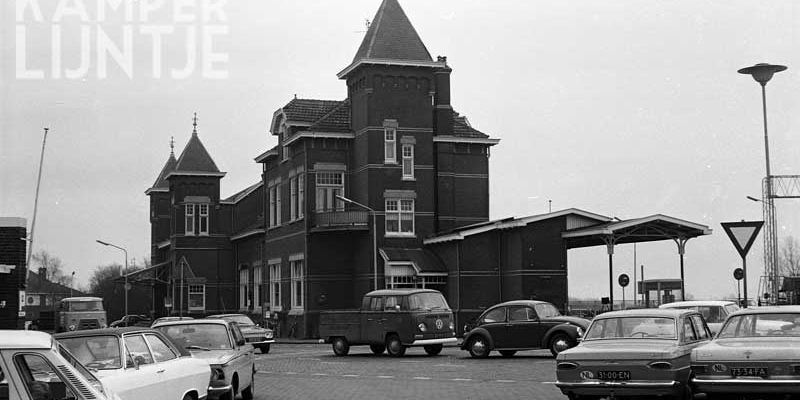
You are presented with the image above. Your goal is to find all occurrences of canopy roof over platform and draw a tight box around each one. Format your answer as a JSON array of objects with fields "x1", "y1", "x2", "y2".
[{"x1": 562, "y1": 214, "x2": 712, "y2": 249}]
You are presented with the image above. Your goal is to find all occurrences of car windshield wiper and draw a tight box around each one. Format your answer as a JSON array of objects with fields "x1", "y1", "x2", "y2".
[{"x1": 184, "y1": 345, "x2": 210, "y2": 351}]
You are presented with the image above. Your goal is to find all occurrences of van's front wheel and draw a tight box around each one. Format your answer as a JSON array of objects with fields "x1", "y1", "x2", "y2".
[
  {"x1": 385, "y1": 334, "x2": 406, "y2": 357},
  {"x1": 332, "y1": 337, "x2": 350, "y2": 356}
]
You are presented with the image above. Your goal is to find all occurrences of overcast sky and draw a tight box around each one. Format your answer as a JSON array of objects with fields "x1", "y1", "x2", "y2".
[{"x1": 2, "y1": 0, "x2": 799, "y2": 301}]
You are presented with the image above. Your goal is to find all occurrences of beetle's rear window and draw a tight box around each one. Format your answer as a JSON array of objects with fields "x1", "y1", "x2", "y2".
[{"x1": 585, "y1": 317, "x2": 676, "y2": 340}]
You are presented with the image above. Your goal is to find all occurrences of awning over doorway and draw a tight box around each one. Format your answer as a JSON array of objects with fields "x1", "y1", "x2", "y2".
[{"x1": 379, "y1": 248, "x2": 447, "y2": 275}]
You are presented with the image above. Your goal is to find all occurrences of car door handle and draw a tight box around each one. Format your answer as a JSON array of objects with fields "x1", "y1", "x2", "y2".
[{"x1": 156, "y1": 369, "x2": 165, "y2": 373}]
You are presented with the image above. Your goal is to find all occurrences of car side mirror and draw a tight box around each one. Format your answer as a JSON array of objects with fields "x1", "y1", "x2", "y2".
[{"x1": 237, "y1": 338, "x2": 246, "y2": 347}]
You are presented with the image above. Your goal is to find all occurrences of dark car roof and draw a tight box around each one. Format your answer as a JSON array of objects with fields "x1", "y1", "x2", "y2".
[
  {"x1": 488, "y1": 300, "x2": 554, "y2": 308},
  {"x1": 55, "y1": 326, "x2": 192, "y2": 357},
  {"x1": 365, "y1": 288, "x2": 442, "y2": 296},
  {"x1": 206, "y1": 313, "x2": 249, "y2": 319}
]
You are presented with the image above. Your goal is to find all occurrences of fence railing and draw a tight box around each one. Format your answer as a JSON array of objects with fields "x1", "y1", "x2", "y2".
[{"x1": 310, "y1": 210, "x2": 369, "y2": 229}]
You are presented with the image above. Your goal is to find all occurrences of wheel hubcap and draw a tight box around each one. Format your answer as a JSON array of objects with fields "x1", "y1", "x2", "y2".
[
  {"x1": 472, "y1": 339, "x2": 486, "y2": 355},
  {"x1": 553, "y1": 338, "x2": 569, "y2": 352}
]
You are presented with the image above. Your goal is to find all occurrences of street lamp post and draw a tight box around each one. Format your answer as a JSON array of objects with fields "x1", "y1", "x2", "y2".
[
  {"x1": 336, "y1": 195, "x2": 378, "y2": 291},
  {"x1": 96, "y1": 240, "x2": 128, "y2": 316},
  {"x1": 738, "y1": 63, "x2": 787, "y2": 305}
]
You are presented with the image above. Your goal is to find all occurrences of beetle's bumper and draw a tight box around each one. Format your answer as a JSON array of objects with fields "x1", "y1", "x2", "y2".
[{"x1": 207, "y1": 381, "x2": 233, "y2": 400}]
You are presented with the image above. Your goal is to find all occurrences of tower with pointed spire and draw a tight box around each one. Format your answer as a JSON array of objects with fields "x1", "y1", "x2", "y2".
[{"x1": 146, "y1": 114, "x2": 237, "y2": 317}]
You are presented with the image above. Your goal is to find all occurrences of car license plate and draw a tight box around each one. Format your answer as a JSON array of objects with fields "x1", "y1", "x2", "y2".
[
  {"x1": 731, "y1": 367, "x2": 768, "y2": 378},
  {"x1": 597, "y1": 371, "x2": 631, "y2": 381}
]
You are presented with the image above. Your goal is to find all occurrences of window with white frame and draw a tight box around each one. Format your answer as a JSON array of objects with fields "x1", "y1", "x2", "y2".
[
  {"x1": 253, "y1": 265, "x2": 262, "y2": 309},
  {"x1": 402, "y1": 144, "x2": 414, "y2": 179},
  {"x1": 385, "y1": 198, "x2": 414, "y2": 234},
  {"x1": 384, "y1": 127, "x2": 396, "y2": 163},
  {"x1": 269, "y1": 262, "x2": 281, "y2": 310},
  {"x1": 291, "y1": 259, "x2": 305, "y2": 309},
  {"x1": 290, "y1": 173, "x2": 305, "y2": 221},
  {"x1": 188, "y1": 284, "x2": 205, "y2": 311},
  {"x1": 239, "y1": 268, "x2": 249, "y2": 309},
  {"x1": 315, "y1": 171, "x2": 344, "y2": 212},
  {"x1": 185, "y1": 204, "x2": 195, "y2": 235},
  {"x1": 198, "y1": 204, "x2": 209, "y2": 235},
  {"x1": 269, "y1": 182, "x2": 282, "y2": 227}
]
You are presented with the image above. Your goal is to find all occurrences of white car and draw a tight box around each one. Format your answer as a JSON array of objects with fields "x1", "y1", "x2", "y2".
[
  {"x1": 55, "y1": 327, "x2": 210, "y2": 400},
  {"x1": 691, "y1": 306, "x2": 800, "y2": 398},
  {"x1": 660, "y1": 300, "x2": 739, "y2": 336},
  {"x1": 154, "y1": 319, "x2": 255, "y2": 400},
  {"x1": 0, "y1": 330, "x2": 119, "y2": 400}
]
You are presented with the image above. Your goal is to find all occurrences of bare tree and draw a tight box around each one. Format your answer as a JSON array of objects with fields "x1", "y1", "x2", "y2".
[
  {"x1": 780, "y1": 236, "x2": 800, "y2": 276},
  {"x1": 31, "y1": 250, "x2": 74, "y2": 287}
]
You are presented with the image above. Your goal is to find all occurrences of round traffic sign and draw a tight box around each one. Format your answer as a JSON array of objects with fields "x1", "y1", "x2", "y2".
[
  {"x1": 733, "y1": 268, "x2": 744, "y2": 281},
  {"x1": 618, "y1": 274, "x2": 630, "y2": 287}
]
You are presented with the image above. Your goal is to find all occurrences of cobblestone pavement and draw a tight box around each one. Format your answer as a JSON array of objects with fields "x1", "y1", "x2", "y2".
[{"x1": 248, "y1": 343, "x2": 565, "y2": 400}]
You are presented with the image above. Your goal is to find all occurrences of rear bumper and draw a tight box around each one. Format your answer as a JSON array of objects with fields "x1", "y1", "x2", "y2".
[
  {"x1": 408, "y1": 338, "x2": 458, "y2": 346},
  {"x1": 555, "y1": 380, "x2": 680, "y2": 396},
  {"x1": 692, "y1": 377, "x2": 800, "y2": 394},
  {"x1": 207, "y1": 384, "x2": 232, "y2": 399},
  {"x1": 246, "y1": 338, "x2": 275, "y2": 346}
]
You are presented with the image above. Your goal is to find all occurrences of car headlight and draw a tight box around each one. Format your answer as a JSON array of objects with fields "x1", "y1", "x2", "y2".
[
  {"x1": 418, "y1": 323, "x2": 427, "y2": 332},
  {"x1": 576, "y1": 327, "x2": 584, "y2": 337},
  {"x1": 68, "y1": 324, "x2": 76, "y2": 331},
  {"x1": 210, "y1": 365, "x2": 225, "y2": 380},
  {"x1": 449, "y1": 321, "x2": 454, "y2": 330}
]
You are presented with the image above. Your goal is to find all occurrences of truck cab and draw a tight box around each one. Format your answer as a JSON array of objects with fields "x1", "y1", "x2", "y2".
[
  {"x1": 319, "y1": 288, "x2": 457, "y2": 357},
  {"x1": 57, "y1": 297, "x2": 108, "y2": 332}
]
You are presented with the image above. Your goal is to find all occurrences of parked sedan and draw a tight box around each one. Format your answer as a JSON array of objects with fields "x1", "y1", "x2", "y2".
[
  {"x1": 461, "y1": 300, "x2": 589, "y2": 358},
  {"x1": 154, "y1": 319, "x2": 255, "y2": 400},
  {"x1": 1, "y1": 330, "x2": 119, "y2": 400},
  {"x1": 660, "y1": 300, "x2": 739, "y2": 336},
  {"x1": 109, "y1": 314, "x2": 151, "y2": 328},
  {"x1": 206, "y1": 314, "x2": 275, "y2": 354},
  {"x1": 691, "y1": 306, "x2": 800, "y2": 398},
  {"x1": 555, "y1": 308, "x2": 712, "y2": 400},
  {"x1": 55, "y1": 327, "x2": 210, "y2": 400}
]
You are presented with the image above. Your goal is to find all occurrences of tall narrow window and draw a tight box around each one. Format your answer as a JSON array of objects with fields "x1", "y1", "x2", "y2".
[
  {"x1": 269, "y1": 185, "x2": 276, "y2": 227},
  {"x1": 384, "y1": 127, "x2": 396, "y2": 163},
  {"x1": 188, "y1": 285, "x2": 205, "y2": 311},
  {"x1": 315, "y1": 171, "x2": 344, "y2": 211},
  {"x1": 291, "y1": 259, "x2": 305, "y2": 309},
  {"x1": 269, "y1": 262, "x2": 282, "y2": 310},
  {"x1": 185, "y1": 204, "x2": 195, "y2": 236},
  {"x1": 239, "y1": 268, "x2": 249, "y2": 309},
  {"x1": 269, "y1": 182, "x2": 282, "y2": 227},
  {"x1": 290, "y1": 176, "x2": 298, "y2": 221},
  {"x1": 402, "y1": 144, "x2": 414, "y2": 179},
  {"x1": 198, "y1": 204, "x2": 209, "y2": 235},
  {"x1": 276, "y1": 184, "x2": 282, "y2": 225},
  {"x1": 298, "y1": 174, "x2": 305, "y2": 219},
  {"x1": 385, "y1": 198, "x2": 415, "y2": 235},
  {"x1": 253, "y1": 265, "x2": 262, "y2": 309}
]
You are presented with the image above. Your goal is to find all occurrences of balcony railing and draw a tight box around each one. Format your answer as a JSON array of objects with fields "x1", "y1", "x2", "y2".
[{"x1": 311, "y1": 210, "x2": 369, "y2": 230}]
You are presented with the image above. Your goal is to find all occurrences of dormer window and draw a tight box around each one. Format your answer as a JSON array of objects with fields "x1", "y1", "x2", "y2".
[
  {"x1": 185, "y1": 204, "x2": 195, "y2": 236},
  {"x1": 198, "y1": 204, "x2": 209, "y2": 235},
  {"x1": 280, "y1": 123, "x2": 290, "y2": 162}
]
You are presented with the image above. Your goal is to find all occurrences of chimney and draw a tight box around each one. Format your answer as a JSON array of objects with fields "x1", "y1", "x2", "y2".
[
  {"x1": 433, "y1": 56, "x2": 453, "y2": 136},
  {"x1": 38, "y1": 267, "x2": 47, "y2": 281}
]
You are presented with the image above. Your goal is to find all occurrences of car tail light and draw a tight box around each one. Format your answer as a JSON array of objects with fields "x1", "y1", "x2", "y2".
[
  {"x1": 557, "y1": 362, "x2": 579, "y2": 370},
  {"x1": 211, "y1": 365, "x2": 225, "y2": 380},
  {"x1": 647, "y1": 361, "x2": 673, "y2": 370}
]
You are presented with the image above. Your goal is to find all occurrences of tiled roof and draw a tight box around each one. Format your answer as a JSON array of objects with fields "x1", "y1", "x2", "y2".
[
  {"x1": 282, "y1": 98, "x2": 345, "y2": 124},
  {"x1": 222, "y1": 181, "x2": 262, "y2": 203},
  {"x1": 308, "y1": 99, "x2": 351, "y2": 132},
  {"x1": 174, "y1": 132, "x2": 221, "y2": 173},
  {"x1": 150, "y1": 153, "x2": 177, "y2": 190},
  {"x1": 353, "y1": 0, "x2": 432, "y2": 63},
  {"x1": 452, "y1": 111, "x2": 489, "y2": 138},
  {"x1": 27, "y1": 271, "x2": 85, "y2": 296}
]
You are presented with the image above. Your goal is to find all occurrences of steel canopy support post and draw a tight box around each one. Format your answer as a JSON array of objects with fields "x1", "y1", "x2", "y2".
[
  {"x1": 743, "y1": 255, "x2": 749, "y2": 308},
  {"x1": 603, "y1": 236, "x2": 615, "y2": 311},
  {"x1": 675, "y1": 237, "x2": 688, "y2": 301}
]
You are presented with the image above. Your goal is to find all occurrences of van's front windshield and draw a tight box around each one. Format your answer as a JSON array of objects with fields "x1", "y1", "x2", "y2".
[
  {"x1": 67, "y1": 301, "x2": 104, "y2": 311},
  {"x1": 408, "y1": 293, "x2": 450, "y2": 311}
]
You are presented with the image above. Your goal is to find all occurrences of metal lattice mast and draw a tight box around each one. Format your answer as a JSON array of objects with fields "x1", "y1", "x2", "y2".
[{"x1": 762, "y1": 177, "x2": 778, "y2": 304}]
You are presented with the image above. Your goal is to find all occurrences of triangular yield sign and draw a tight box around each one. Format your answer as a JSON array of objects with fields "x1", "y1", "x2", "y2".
[{"x1": 721, "y1": 221, "x2": 764, "y2": 258}]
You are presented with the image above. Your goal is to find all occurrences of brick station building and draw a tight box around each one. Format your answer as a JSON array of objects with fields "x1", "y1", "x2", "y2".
[{"x1": 145, "y1": 0, "x2": 690, "y2": 338}]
